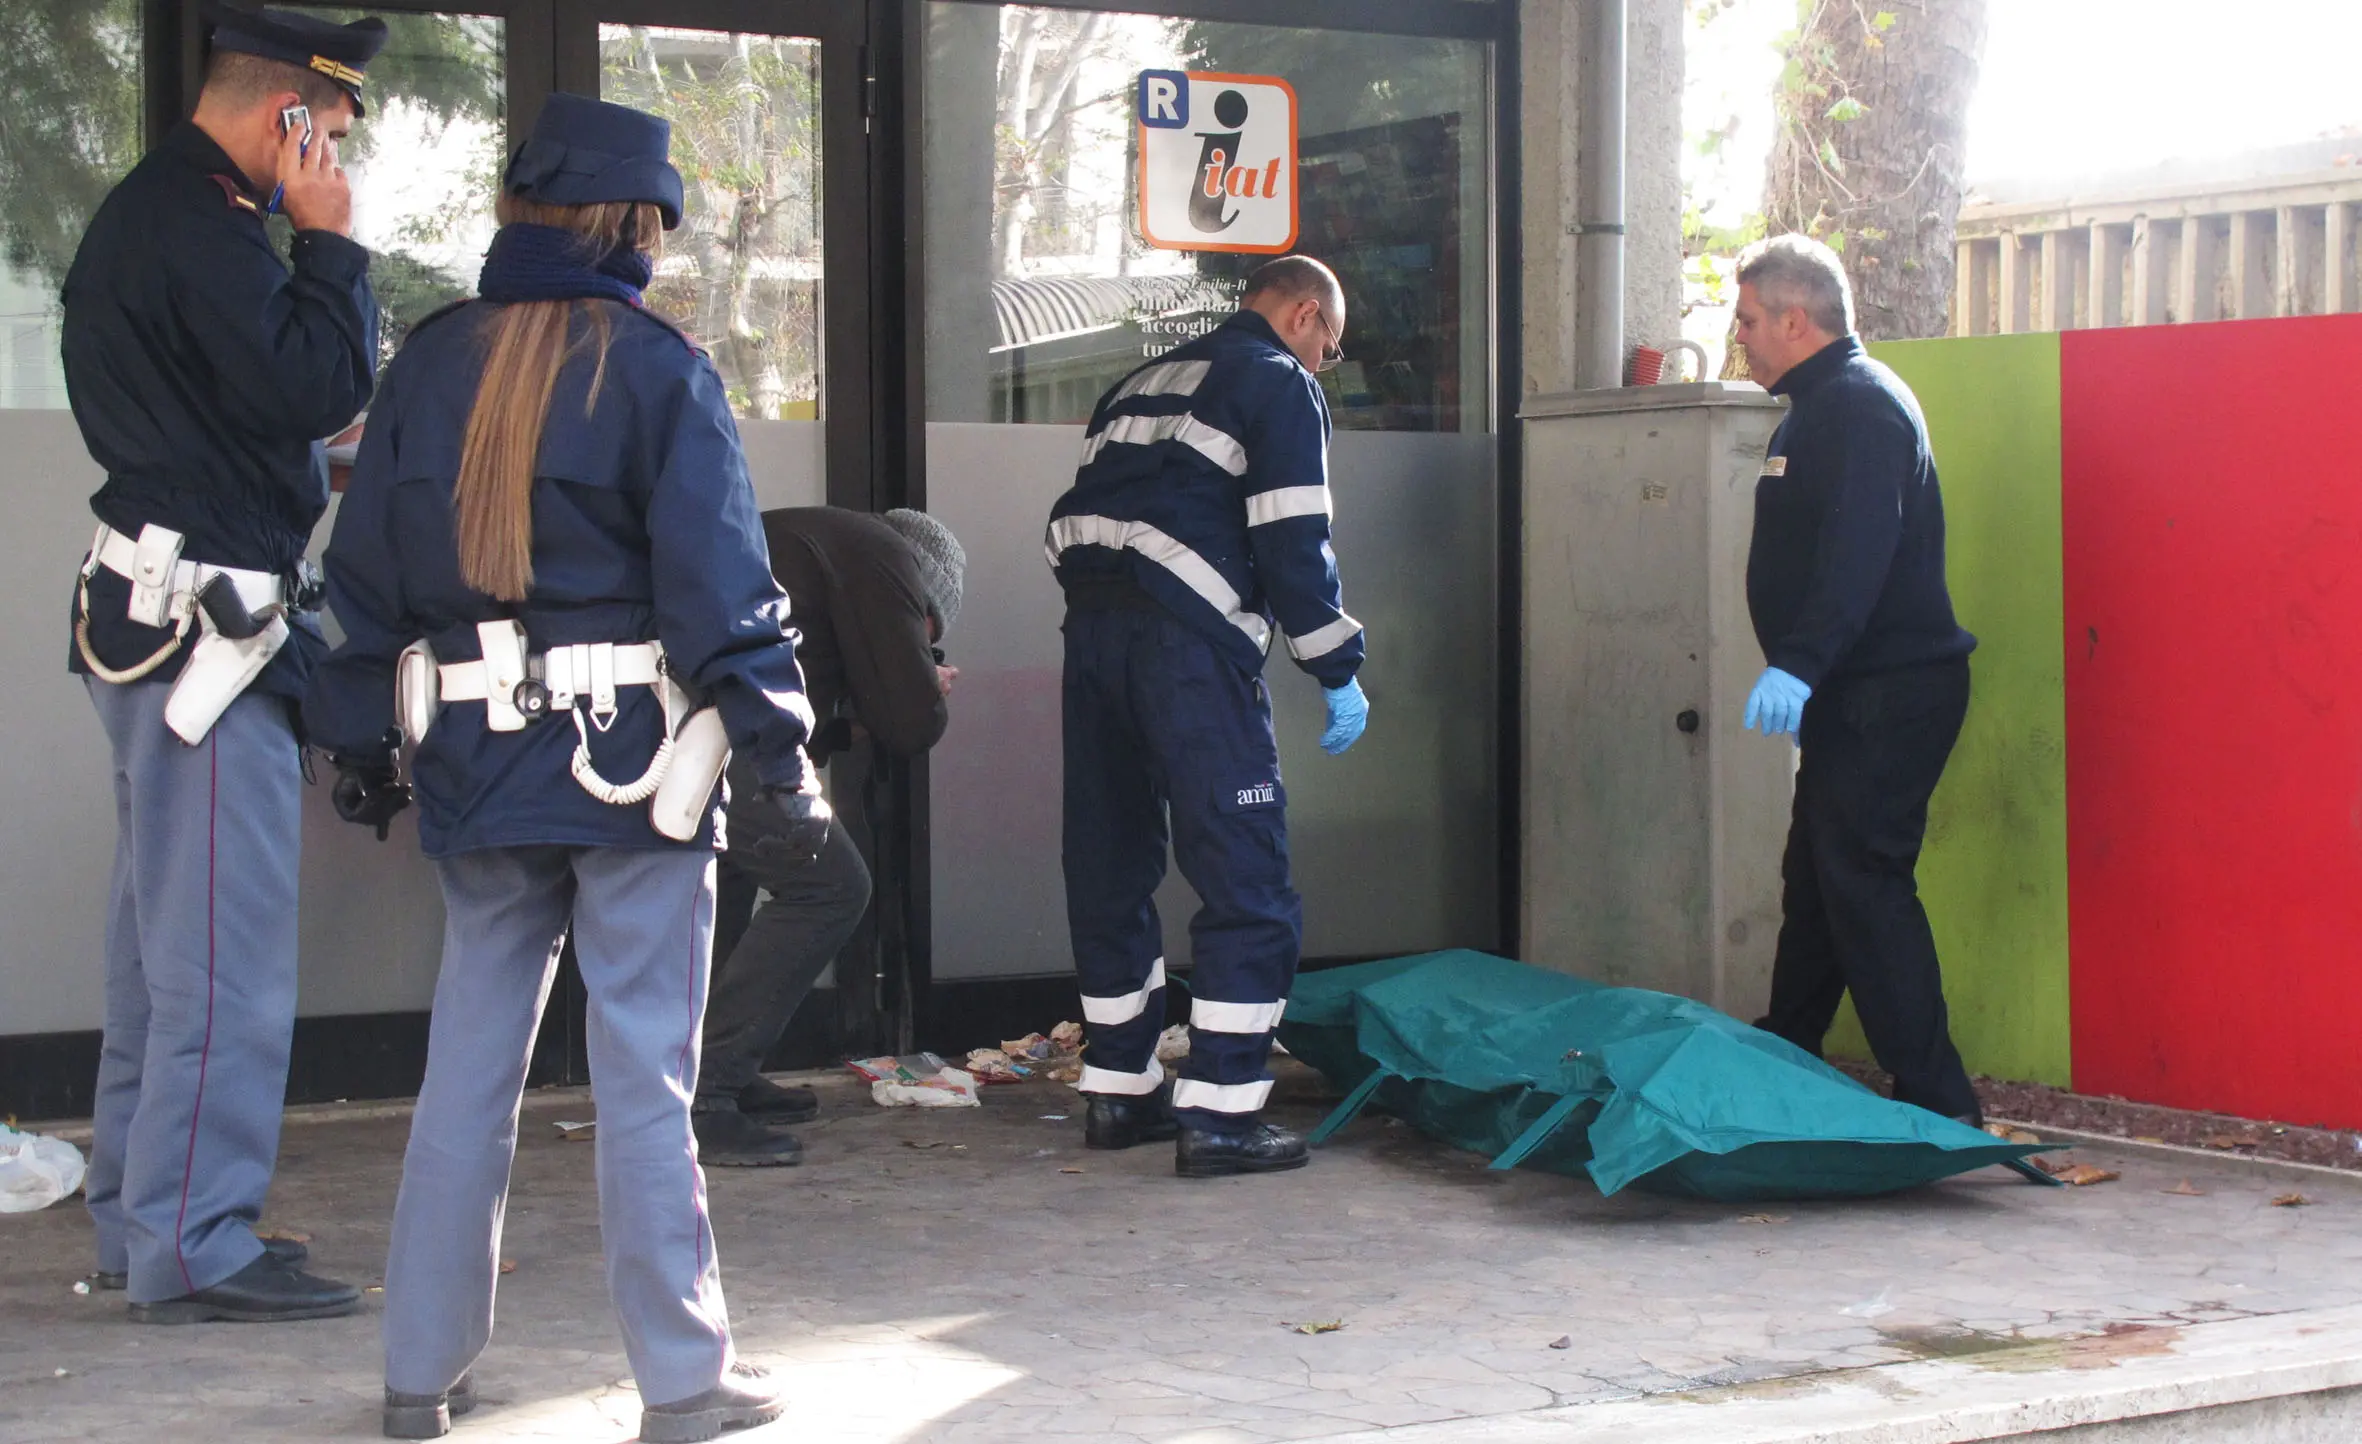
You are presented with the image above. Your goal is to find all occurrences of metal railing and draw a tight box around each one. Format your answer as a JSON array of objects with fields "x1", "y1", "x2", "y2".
[{"x1": 1950, "y1": 170, "x2": 2362, "y2": 334}]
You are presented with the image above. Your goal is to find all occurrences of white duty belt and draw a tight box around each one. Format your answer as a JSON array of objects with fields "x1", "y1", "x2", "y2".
[
  {"x1": 76, "y1": 522, "x2": 292, "y2": 744},
  {"x1": 398, "y1": 621, "x2": 731, "y2": 840},
  {"x1": 77, "y1": 522, "x2": 288, "y2": 680}
]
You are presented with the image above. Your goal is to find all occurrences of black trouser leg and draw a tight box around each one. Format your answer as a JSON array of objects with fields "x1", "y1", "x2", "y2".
[
  {"x1": 1781, "y1": 660, "x2": 1978, "y2": 1120},
  {"x1": 697, "y1": 808, "x2": 873, "y2": 1107},
  {"x1": 1760, "y1": 769, "x2": 1849, "y2": 1054}
]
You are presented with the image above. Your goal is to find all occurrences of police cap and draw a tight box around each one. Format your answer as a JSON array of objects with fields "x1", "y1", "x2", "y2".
[
  {"x1": 203, "y1": 1, "x2": 388, "y2": 118},
  {"x1": 504, "y1": 93, "x2": 685, "y2": 231}
]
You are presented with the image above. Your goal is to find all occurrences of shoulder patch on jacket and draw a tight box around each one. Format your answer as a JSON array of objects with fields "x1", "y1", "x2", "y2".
[
  {"x1": 208, "y1": 174, "x2": 264, "y2": 217},
  {"x1": 619, "y1": 303, "x2": 709, "y2": 359}
]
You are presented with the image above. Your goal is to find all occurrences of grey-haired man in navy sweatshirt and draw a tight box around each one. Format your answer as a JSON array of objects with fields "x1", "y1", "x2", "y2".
[{"x1": 1731, "y1": 233, "x2": 1983, "y2": 1124}]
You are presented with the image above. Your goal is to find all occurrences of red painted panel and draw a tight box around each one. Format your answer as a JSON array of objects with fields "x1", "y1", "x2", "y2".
[{"x1": 2063, "y1": 315, "x2": 2362, "y2": 1128}]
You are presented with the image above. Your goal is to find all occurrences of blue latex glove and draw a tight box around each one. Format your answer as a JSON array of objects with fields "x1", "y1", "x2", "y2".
[
  {"x1": 1320, "y1": 678, "x2": 1369, "y2": 755},
  {"x1": 1743, "y1": 667, "x2": 1813, "y2": 737}
]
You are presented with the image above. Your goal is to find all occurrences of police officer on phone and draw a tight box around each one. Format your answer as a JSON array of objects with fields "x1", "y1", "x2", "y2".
[{"x1": 60, "y1": 1, "x2": 383, "y2": 1321}]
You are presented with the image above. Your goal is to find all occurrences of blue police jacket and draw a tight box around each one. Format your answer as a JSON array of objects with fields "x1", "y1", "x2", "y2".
[
  {"x1": 61, "y1": 120, "x2": 379, "y2": 701},
  {"x1": 1047, "y1": 310, "x2": 1365, "y2": 688},
  {"x1": 1748, "y1": 336, "x2": 1977, "y2": 687},
  {"x1": 302, "y1": 301, "x2": 812, "y2": 856}
]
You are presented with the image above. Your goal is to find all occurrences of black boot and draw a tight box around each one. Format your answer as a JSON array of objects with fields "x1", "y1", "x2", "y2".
[
  {"x1": 125, "y1": 1253, "x2": 361, "y2": 1324},
  {"x1": 641, "y1": 1361, "x2": 786, "y2": 1443},
  {"x1": 93, "y1": 1234, "x2": 308, "y2": 1292},
  {"x1": 1084, "y1": 1085, "x2": 1179, "y2": 1151},
  {"x1": 693, "y1": 1107, "x2": 804, "y2": 1168},
  {"x1": 735, "y1": 1075, "x2": 819, "y2": 1124},
  {"x1": 1176, "y1": 1122, "x2": 1310, "y2": 1178},
  {"x1": 383, "y1": 1372, "x2": 478, "y2": 1439}
]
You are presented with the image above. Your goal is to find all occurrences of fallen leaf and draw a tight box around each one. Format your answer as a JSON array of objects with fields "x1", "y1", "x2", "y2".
[
  {"x1": 554, "y1": 1120, "x2": 596, "y2": 1142},
  {"x1": 2054, "y1": 1164, "x2": 2120, "y2": 1187},
  {"x1": 2201, "y1": 1134, "x2": 2262, "y2": 1151},
  {"x1": 1982, "y1": 1124, "x2": 2043, "y2": 1146},
  {"x1": 1286, "y1": 1320, "x2": 1345, "y2": 1335},
  {"x1": 2133, "y1": 1135, "x2": 2167, "y2": 1145},
  {"x1": 1059, "y1": 1167, "x2": 1085, "y2": 1175},
  {"x1": 1547, "y1": 1335, "x2": 1573, "y2": 1350},
  {"x1": 2161, "y1": 1180, "x2": 2206, "y2": 1197},
  {"x1": 255, "y1": 1227, "x2": 312, "y2": 1244},
  {"x1": 1736, "y1": 1213, "x2": 1790, "y2": 1225},
  {"x1": 901, "y1": 1140, "x2": 949, "y2": 1150},
  {"x1": 2272, "y1": 1193, "x2": 2313, "y2": 1208},
  {"x1": 499, "y1": 1259, "x2": 518, "y2": 1275}
]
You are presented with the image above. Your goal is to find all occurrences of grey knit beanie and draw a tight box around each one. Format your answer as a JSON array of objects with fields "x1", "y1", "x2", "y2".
[{"x1": 882, "y1": 508, "x2": 966, "y2": 637}]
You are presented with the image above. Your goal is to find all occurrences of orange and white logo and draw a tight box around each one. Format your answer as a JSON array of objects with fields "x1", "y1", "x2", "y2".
[{"x1": 1135, "y1": 70, "x2": 1299, "y2": 255}]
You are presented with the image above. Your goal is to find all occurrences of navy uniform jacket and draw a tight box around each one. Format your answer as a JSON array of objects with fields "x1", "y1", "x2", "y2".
[
  {"x1": 61, "y1": 120, "x2": 379, "y2": 702},
  {"x1": 1047, "y1": 311, "x2": 1365, "y2": 688},
  {"x1": 302, "y1": 301, "x2": 813, "y2": 857},
  {"x1": 1748, "y1": 336, "x2": 1976, "y2": 688}
]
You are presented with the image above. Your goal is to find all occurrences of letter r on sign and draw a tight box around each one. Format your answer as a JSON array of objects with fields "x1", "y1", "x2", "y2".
[{"x1": 1138, "y1": 69, "x2": 1187, "y2": 128}]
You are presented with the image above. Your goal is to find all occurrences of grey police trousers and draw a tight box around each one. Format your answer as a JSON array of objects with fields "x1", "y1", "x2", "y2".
[
  {"x1": 82, "y1": 678, "x2": 302, "y2": 1303},
  {"x1": 381, "y1": 845, "x2": 736, "y2": 1408}
]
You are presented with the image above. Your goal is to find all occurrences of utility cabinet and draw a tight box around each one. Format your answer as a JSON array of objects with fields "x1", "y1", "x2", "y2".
[{"x1": 1520, "y1": 382, "x2": 1792, "y2": 1018}]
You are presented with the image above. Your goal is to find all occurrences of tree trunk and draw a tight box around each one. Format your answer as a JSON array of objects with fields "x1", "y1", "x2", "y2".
[{"x1": 1755, "y1": 0, "x2": 1990, "y2": 345}]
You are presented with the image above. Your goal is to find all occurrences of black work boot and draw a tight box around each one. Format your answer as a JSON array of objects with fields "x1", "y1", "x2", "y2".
[
  {"x1": 1084, "y1": 1084, "x2": 1180, "y2": 1151},
  {"x1": 94, "y1": 1234, "x2": 308, "y2": 1292},
  {"x1": 126, "y1": 1253, "x2": 362, "y2": 1324},
  {"x1": 1176, "y1": 1122, "x2": 1310, "y2": 1178},
  {"x1": 693, "y1": 1107, "x2": 804, "y2": 1168},
  {"x1": 383, "y1": 1372, "x2": 478, "y2": 1439},
  {"x1": 640, "y1": 1361, "x2": 786, "y2": 1443},
  {"x1": 736, "y1": 1075, "x2": 819, "y2": 1123}
]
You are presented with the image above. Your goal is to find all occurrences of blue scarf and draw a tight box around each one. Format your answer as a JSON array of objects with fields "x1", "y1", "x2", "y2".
[{"x1": 477, "y1": 223, "x2": 654, "y2": 307}]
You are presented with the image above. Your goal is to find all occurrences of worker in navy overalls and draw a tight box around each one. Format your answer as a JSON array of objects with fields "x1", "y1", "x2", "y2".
[
  {"x1": 302, "y1": 95, "x2": 816, "y2": 1442},
  {"x1": 1048, "y1": 256, "x2": 1370, "y2": 1178},
  {"x1": 59, "y1": 2, "x2": 385, "y2": 1323}
]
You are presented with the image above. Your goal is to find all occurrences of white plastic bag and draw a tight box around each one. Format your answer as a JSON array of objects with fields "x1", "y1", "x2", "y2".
[
  {"x1": 870, "y1": 1067, "x2": 981, "y2": 1108},
  {"x1": 0, "y1": 1124, "x2": 88, "y2": 1213}
]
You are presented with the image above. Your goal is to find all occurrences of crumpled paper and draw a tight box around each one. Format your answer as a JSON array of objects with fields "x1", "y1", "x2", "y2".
[
  {"x1": 871, "y1": 1067, "x2": 981, "y2": 1108},
  {"x1": 0, "y1": 1125, "x2": 88, "y2": 1213}
]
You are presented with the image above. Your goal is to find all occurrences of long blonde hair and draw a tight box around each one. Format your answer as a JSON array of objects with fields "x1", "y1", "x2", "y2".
[{"x1": 454, "y1": 196, "x2": 664, "y2": 601}]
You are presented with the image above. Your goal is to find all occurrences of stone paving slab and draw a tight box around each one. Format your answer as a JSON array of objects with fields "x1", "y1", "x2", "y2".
[
  {"x1": 1318, "y1": 1305, "x2": 2362, "y2": 1442},
  {"x1": 4, "y1": 1066, "x2": 2361, "y2": 1443}
]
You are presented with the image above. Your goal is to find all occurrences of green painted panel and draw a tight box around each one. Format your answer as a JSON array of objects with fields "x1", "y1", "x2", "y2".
[{"x1": 1822, "y1": 334, "x2": 2072, "y2": 1087}]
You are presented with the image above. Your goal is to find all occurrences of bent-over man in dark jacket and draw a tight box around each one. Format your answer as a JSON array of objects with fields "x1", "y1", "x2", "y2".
[
  {"x1": 694, "y1": 506, "x2": 965, "y2": 1164},
  {"x1": 1731, "y1": 233, "x2": 1983, "y2": 1124}
]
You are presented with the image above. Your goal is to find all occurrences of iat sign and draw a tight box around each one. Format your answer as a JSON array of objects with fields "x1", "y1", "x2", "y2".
[{"x1": 1136, "y1": 69, "x2": 1299, "y2": 254}]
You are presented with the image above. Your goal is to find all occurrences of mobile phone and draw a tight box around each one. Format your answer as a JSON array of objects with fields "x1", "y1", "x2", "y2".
[{"x1": 280, "y1": 105, "x2": 313, "y2": 156}]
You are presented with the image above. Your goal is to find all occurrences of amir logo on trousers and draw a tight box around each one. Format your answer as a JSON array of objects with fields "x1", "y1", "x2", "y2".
[
  {"x1": 1235, "y1": 782, "x2": 1279, "y2": 808},
  {"x1": 1137, "y1": 70, "x2": 1299, "y2": 255}
]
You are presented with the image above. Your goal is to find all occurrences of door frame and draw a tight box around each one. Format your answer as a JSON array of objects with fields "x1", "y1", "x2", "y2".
[{"x1": 139, "y1": 0, "x2": 1516, "y2": 1087}]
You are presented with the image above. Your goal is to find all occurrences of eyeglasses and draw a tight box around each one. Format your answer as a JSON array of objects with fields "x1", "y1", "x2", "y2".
[{"x1": 1312, "y1": 305, "x2": 1345, "y2": 374}]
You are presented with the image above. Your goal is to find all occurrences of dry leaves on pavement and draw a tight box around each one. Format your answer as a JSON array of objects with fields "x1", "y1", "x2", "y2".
[
  {"x1": 2043, "y1": 1161, "x2": 2120, "y2": 1186},
  {"x1": 2272, "y1": 1193, "x2": 2313, "y2": 1208},
  {"x1": 1286, "y1": 1320, "x2": 1346, "y2": 1335},
  {"x1": 2161, "y1": 1180, "x2": 2207, "y2": 1196}
]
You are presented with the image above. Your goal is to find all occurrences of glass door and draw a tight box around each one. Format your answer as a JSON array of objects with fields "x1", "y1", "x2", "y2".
[
  {"x1": 563, "y1": 2, "x2": 896, "y2": 1056},
  {"x1": 558, "y1": 1, "x2": 873, "y2": 514}
]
